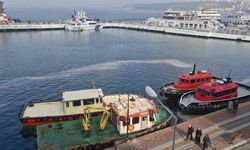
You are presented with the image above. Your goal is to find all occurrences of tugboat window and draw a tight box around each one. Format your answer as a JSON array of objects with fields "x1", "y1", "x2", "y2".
[
  {"x1": 142, "y1": 116, "x2": 147, "y2": 121},
  {"x1": 83, "y1": 99, "x2": 95, "y2": 105},
  {"x1": 132, "y1": 117, "x2": 139, "y2": 124},
  {"x1": 72, "y1": 100, "x2": 81, "y2": 107},
  {"x1": 96, "y1": 98, "x2": 99, "y2": 103},
  {"x1": 149, "y1": 115, "x2": 155, "y2": 121},
  {"x1": 66, "y1": 102, "x2": 69, "y2": 107},
  {"x1": 191, "y1": 80, "x2": 195, "y2": 83},
  {"x1": 197, "y1": 79, "x2": 200, "y2": 82}
]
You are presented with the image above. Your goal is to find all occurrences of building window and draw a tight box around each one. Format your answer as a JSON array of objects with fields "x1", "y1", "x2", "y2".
[
  {"x1": 66, "y1": 102, "x2": 69, "y2": 107},
  {"x1": 132, "y1": 117, "x2": 140, "y2": 124},
  {"x1": 83, "y1": 99, "x2": 95, "y2": 105},
  {"x1": 72, "y1": 100, "x2": 81, "y2": 107}
]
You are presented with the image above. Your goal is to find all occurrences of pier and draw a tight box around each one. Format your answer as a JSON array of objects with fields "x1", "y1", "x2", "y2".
[
  {"x1": 103, "y1": 22, "x2": 250, "y2": 42},
  {"x1": 107, "y1": 101, "x2": 250, "y2": 150},
  {"x1": 0, "y1": 23, "x2": 65, "y2": 31}
]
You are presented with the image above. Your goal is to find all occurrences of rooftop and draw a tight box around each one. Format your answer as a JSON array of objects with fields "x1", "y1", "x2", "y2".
[{"x1": 62, "y1": 88, "x2": 103, "y2": 101}]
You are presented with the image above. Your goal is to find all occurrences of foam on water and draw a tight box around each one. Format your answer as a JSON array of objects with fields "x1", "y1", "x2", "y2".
[{"x1": 23, "y1": 59, "x2": 192, "y2": 81}]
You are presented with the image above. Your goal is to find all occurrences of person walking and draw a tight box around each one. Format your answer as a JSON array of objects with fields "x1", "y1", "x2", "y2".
[
  {"x1": 186, "y1": 125, "x2": 194, "y2": 140},
  {"x1": 227, "y1": 100, "x2": 233, "y2": 113},
  {"x1": 195, "y1": 128, "x2": 202, "y2": 145},
  {"x1": 233, "y1": 101, "x2": 239, "y2": 113},
  {"x1": 202, "y1": 134, "x2": 211, "y2": 150}
]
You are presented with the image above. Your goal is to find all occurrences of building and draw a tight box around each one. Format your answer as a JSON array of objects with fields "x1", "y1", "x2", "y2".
[{"x1": 0, "y1": 1, "x2": 8, "y2": 23}]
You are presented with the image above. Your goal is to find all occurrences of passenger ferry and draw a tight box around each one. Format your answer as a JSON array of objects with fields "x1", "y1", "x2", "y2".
[
  {"x1": 36, "y1": 93, "x2": 172, "y2": 150},
  {"x1": 179, "y1": 75, "x2": 250, "y2": 114},
  {"x1": 65, "y1": 10, "x2": 101, "y2": 31},
  {"x1": 160, "y1": 64, "x2": 213, "y2": 100}
]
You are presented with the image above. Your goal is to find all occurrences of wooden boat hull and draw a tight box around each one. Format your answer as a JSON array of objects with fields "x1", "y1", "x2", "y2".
[{"x1": 179, "y1": 83, "x2": 250, "y2": 114}]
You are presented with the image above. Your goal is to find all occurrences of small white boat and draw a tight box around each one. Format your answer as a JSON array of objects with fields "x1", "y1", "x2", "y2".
[{"x1": 65, "y1": 10, "x2": 102, "y2": 31}]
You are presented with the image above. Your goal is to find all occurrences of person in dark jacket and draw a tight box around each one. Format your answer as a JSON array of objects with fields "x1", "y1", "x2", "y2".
[
  {"x1": 233, "y1": 101, "x2": 239, "y2": 113},
  {"x1": 195, "y1": 128, "x2": 202, "y2": 145},
  {"x1": 186, "y1": 125, "x2": 194, "y2": 140},
  {"x1": 202, "y1": 134, "x2": 211, "y2": 149}
]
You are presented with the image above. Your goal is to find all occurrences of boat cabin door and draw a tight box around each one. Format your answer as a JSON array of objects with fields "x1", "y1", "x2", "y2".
[{"x1": 141, "y1": 116, "x2": 148, "y2": 130}]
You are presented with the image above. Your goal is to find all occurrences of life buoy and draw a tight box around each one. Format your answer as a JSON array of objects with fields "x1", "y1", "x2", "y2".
[
  {"x1": 119, "y1": 116, "x2": 125, "y2": 121},
  {"x1": 128, "y1": 124, "x2": 134, "y2": 131}
]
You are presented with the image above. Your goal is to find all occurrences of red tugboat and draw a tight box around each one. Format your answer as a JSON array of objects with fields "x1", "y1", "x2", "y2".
[
  {"x1": 160, "y1": 64, "x2": 212, "y2": 100},
  {"x1": 179, "y1": 73, "x2": 250, "y2": 114}
]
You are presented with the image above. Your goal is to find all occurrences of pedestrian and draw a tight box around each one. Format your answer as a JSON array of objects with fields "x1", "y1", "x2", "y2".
[
  {"x1": 233, "y1": 101, "x2": 239, "y2": 113},
  {"x1": 202, "y1": 134, "x2": 211, "y2": 150},
  {"x1": 186, "y1": 125, "x2": 194, "y2": 140},
  {"x1": 195, "y1": 128, "x2": 202, "y2": 145},
  {"x1": 227, "y1": 100, "x2": 233, "y2": 113}
]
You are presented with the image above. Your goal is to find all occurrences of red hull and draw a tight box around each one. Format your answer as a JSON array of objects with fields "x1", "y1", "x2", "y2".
[{"x1": 20, "y1": 114, "x2": 98, "y2": 126}]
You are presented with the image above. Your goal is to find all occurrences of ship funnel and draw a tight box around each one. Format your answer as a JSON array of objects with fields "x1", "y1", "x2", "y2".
[{"x1": 191, "y1": 63, "x2": 196, "y2": 75}]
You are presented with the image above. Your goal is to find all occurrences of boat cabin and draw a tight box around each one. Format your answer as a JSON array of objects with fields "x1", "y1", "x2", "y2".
[
  {"x1": 194, "y1": 79, "x2": 238, "y2": 101},
  {"x1": 62, "y1": 88, "x2": 104, "y2": 115},
  {"x1": 174, "y1": 70, "x2": 212, "y2": 90},
  {"x1": 110, "y1": 97, "x2": 157, "y2": 135}
]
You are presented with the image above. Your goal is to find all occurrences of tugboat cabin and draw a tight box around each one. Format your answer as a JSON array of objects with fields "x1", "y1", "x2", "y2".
[
  {"x1": 174, "y1": 70, "x2": 212, "y2": 90},
  {"x1": 62, "y1": 89, "x2": 104, "y2": 114},
  {"x1": 20, "y1": 88, "x2": 104, "y2": 126},
  {"x1": 110, "y1": 97, "x2": 157, "y2": 134},
  {"x1": 194, "y1": 79, "x2": 238, "y2": 101}
]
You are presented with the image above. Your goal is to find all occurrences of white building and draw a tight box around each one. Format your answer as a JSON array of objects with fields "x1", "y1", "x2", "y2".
[{"x1": 0, "y1": 1, "x2": 8, "y2": 23}]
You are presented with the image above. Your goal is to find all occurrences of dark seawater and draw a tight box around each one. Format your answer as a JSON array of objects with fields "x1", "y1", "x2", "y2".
[{"x1": 1, "y1": 29, "x2": 250, "y2": 149}]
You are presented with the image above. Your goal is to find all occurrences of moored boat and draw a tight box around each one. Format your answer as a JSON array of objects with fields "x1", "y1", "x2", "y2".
[
  {"x1": 160, "y1": 64, "x2": 213, "y2": 100},
  {"x1": 65, "y1": 10, "x2": 102, "y2": 31},
  {"x1": 36, "y1": 94, "x2": 172, "y2": 150},
  {"x1": 179, "y1": 76, "x2": 250, "y2": 114}
]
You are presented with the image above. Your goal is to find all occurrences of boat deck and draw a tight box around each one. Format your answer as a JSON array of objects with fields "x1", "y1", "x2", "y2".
[
  {"x1": 36, "y1": 105, "x2": 171, "y2": 150},
  {"x1": 22, "y1": 101, "x2": 65, "y2": 118},
  {"x1": 180, "y1": 84, "x2": 250, "y2": 107}
]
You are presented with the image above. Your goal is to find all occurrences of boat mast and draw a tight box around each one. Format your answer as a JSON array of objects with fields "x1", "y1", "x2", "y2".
[{"x1": 191, "y1": 63, "x2": 196, "y2": 75}]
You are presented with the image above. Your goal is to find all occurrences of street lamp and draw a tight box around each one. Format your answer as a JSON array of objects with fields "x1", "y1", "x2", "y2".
[{"x1": 145, "y1": 86, "x2": 178, "y2": 150}]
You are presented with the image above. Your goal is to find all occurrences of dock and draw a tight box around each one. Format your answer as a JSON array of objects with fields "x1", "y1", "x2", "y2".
[
  {"x1": 0, "y1": 23, "x2": 65, "y2": 31},
  {"x1": 103, "y1": 23, "x2": 250, "y2": 42},
  {"x1": 106, "y1": 101, "x2": 250, "y2": 150}
]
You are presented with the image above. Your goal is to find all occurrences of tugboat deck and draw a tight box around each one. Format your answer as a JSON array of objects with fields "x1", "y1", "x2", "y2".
[
  {"x1": 36, "y1": 105, "x2": 171, "y2": 150},
  {"x1": 180, "y1": 84, "x2": 250, "y2": 107},
  {"x1": 22, "y1": 101, "x2": 64, "y2": 118}
]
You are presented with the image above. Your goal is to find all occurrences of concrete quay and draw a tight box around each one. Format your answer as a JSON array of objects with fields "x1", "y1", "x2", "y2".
[
  {"x1": 0, "y1": 23, "x2": 65, "y2": 31},
  {"x1": 103, "y1": 23, "x2": 250, "y2": 43},
  {"x1": 106, "y1": 101, "x2": 250, "y2": 150}
]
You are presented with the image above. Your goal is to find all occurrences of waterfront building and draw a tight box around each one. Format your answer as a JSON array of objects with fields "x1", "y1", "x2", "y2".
[{"x1": 0, "y1": 1, "x2": 8, "y2": 23}]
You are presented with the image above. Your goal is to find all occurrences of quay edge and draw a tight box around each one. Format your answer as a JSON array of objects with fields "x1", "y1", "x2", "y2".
[
  {"x1": 0, "y1": 23, "x2": 65, "y2": 31},
  {"x1": 103, "y1": 23, "x2": 250, "y2": 43}
]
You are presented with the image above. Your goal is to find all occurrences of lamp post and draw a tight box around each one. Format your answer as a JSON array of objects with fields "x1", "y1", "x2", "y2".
[{"x1": 145, "y1": 86, "x2": 177, "y2": 150}]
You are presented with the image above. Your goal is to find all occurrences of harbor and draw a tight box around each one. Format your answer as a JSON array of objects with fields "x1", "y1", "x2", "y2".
[{"x1": 1, "y1": 0, "x2": 250, "y2": 150}]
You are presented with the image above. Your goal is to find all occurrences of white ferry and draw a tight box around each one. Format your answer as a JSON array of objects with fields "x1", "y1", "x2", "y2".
[
  {"x1": 146, "y1": 9, "x2": 224, "y2": 31},
  {"x1": 65, "y1": 10, "x2": 101, "y2": 31},
  {"x1": 19, "y1": 88, "x2": 143, "y2": 126}
]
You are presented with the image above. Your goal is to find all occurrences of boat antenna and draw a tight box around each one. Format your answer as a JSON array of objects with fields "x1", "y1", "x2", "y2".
[
  {"x1": 191, "y1": 63, "x2": 196, "y2": 75},
  {"x1": 92, "y1": 80, "x2": 96, "y2": 89},
  {"x1": 226, "y1": 69, "x2": 232, "y2": 82}
]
